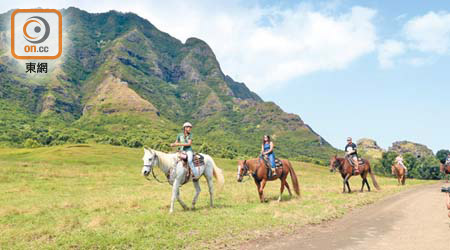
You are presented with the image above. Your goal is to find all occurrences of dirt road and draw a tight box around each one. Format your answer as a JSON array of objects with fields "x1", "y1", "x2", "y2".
[{"x1": 243, "y1": 184, "x2": 450, "y2": 250}]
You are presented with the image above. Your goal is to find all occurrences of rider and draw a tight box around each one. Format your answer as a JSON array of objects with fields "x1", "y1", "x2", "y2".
[
  {"x1": 344, "y1": 137, "x2": 359, "y2": 175},
  {"x1": 261, "y1": 135, "x2": 276, "y2": 176},
  {"x1": 445, "y1": 153, "x2": 450, "y2": 166},
  {"x1": 395, "y1": 154, "x2": 408, "y2": 174},
  {"x1": 170, "y1": 122, "x2": 199, "y2": 178}
]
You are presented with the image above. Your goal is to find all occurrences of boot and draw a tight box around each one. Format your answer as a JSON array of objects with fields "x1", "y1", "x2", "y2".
[
  {"x1": 272, "y1": 168, "x2": 277, "y2": 177},
  {"x1": 354, "y1": 163, "x2": 360, "y2": 175}
]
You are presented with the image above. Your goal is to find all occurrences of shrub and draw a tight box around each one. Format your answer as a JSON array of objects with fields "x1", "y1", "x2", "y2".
[{"x1": 24, "y1": 139, "x2": 41, "y2": 148}]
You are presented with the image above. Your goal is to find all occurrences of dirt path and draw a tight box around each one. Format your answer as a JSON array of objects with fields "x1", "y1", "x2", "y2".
[{"x1": 243, "y1": 184, "x2": 450, "y2": 250}]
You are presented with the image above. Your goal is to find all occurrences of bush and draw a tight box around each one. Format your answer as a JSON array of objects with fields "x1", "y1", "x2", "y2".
[{"x1": 24, "y1": 139, "x2": 41, "y2": 148}]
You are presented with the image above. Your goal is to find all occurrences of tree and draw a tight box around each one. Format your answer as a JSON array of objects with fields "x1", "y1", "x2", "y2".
[
  {"x1": 436, "y1": 149, "x2": 450, "y2": 164},
  {"x1": 380, "y1": 151, "x2": 398, "y2": 174}
]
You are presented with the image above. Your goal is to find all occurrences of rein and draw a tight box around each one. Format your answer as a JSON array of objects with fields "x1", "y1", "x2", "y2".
[
  {"x1": 239, "y1": 160, "x2": 252, "y2": 183},
  {"x1": 144, "y1": 154, "x2": 166, "y2": 184}
]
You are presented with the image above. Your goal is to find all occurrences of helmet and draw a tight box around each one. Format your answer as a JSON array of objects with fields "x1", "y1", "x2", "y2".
[{"x1": 183, "y1": 122, "x2": 193, "y2": 128}]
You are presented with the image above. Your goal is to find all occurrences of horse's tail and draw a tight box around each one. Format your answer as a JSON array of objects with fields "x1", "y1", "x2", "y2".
[
  {"x1": 368, "y1": 164, "x2": 381, "y2": 190},
  {"x1": 401, "y1": 171, "x2": 406, "y2": 185},
  {"x1": 287, "y1": 161, "x2": 300, "y2": 196},
  {"x1": 210, "y1": 158, "x2": 224, "y2": 191}
]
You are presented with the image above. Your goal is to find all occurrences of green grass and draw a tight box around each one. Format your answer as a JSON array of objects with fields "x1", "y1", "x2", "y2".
[{"x1": 0, "y1": 144, "x2": 435, "y2": 249}]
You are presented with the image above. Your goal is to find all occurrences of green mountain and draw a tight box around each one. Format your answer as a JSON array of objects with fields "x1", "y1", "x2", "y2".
[{"x1": 0, "y1": 7, "x2": 337, "y2": 161}]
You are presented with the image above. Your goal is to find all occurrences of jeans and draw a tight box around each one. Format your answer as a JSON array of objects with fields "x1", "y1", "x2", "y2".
[
  {"x1": 267, "y1": 153, "x2": 276, "y2": 168},
  {"x1": 186, "y1": 150, "x2": 198, "y2": 176}
]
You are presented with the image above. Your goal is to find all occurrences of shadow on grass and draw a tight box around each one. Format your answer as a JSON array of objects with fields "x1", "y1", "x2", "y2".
[{"x1": 160, "y1": 203, "x2": 234, "y2": 212}]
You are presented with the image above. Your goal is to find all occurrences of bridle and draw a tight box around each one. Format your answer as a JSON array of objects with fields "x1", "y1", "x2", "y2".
[
  {"x1": 143, "y1": 153, "x2": 165, "y2": 183},
  {"x1": 331, "y1": 158, "x2": 341, "y2": 173},
  {"x1": 238, "y1": 160, "x2": 251, "y2": 182}
]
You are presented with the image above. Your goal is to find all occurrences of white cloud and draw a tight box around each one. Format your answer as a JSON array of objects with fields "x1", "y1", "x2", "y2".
[
  {"x1": 403, "y1": 11, "x2": 450, "y2": 54},
  {"x1": 124, "y1": 2, "x2": 378, "y2": 92},
  {"x1": 377, "y1": 11, "x2": 450, "y2": 69},
  {"x1": 406, "y1": 57, "x2": 433, "y2": 67},
  {"x1": 378, "y1": 40, "x2": 406, "y2": 68},
  {"x1": 0, "y1": 1, "x2": 378, "y2": 92}
]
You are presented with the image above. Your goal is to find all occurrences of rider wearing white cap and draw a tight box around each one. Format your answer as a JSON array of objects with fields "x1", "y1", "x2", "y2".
[{"x1": 170, "y1": 122, "x2": 199, "y2": 177}]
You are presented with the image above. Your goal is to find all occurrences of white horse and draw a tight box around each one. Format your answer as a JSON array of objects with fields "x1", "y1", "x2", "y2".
[{"x1": 141, "y1": 148, "x2": 224, "y2": 213}]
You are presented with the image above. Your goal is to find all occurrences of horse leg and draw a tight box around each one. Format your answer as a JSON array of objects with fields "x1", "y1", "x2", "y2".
[
  {"x1": 176, "y1": 189, "x2": 188, "y2": 210},
  {"x1": 345, "y1": 174, "x2": 352, "y2": 193},
  {"x1": 343, "y1": 174, "x2": 350, "y2": 193},
  {"x1": 284, "y1": 181, "x2": 292, "y2": 197},
  {"x1": 191, "y1": 180, "x2": 201, "y2": 210},
  {"x1": 278, "y1": 178, "x2": 286, "y2": 202},
  {"x1": 170, "y1": 179, "x2": 180, "y2": 213},
  {"x1": 365, "y1": 178, "x2": 371, "y2": 192},
  {"x1": 342, "y1": 177, "x2": 347, "y2": 193},
  {"x1": 360, "y1": 172, "x2": 368, "y2": 192},
  {"x1": 259, "y1": 179, "x2": 267, "y2": 202},
  {"x1": 205, "y1": 173, "x2": 215, "y2": 208}
]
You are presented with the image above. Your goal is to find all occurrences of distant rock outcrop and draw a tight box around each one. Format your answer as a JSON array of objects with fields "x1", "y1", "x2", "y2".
[
  {"x1": 357, "y1": 138, "x2": 384, "y2": 159},
  {"x1": 389, "y1": 141, "x2": 434, "y2": 158}
]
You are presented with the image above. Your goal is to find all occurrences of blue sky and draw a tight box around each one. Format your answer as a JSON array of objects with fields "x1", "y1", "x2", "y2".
[{"x1": 1, "y1": 0, "x2": 449, "y2": 152}]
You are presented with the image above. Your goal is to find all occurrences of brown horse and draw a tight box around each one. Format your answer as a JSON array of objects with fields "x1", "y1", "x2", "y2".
[
  {"x1": 237, "y1": 158, "x2": 300, "y2": 202},
  {"x1": 329, "y1": 155, "x2": 380, "y2": 193},
  {"x1": 440, "y1": 163, "x2": 450, "y2": 183},
  {"x1": 391, "y1": 164, "x2": 406, "y2": 185}
]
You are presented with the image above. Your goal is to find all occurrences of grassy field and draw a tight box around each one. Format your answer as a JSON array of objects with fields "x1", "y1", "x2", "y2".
[{"x1": 0, "y1": 144, "x2": 435, "y2": 249}]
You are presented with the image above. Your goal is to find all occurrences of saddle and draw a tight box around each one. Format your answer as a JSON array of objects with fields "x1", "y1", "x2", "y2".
[
  {"x1": 347, "y1": 156, "x2": 365, "y2": 167},
  {"x1": 177, "y1": 151, "x2": 205, "y2": 167},
  {"x1": 176, "y1": 151, "x2": 205, "y2": 182},
  {"x1": 261, "y1": 155, "x2": 283, "y2": 178},
  {"x1": 261, "y1": 155, "x2": 283, "y2": 169}
]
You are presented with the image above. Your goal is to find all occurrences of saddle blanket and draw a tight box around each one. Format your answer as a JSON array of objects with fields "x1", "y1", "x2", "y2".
[{"x1": 348, "y1": 157, "x2": 365, "y2": 167}]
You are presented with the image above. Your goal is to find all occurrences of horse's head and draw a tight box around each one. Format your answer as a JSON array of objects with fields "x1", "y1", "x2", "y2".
[
  {"x1": 141, "y1": 148, "x2": 157, "y2": 176},
  {"x1": 237, "y1": 160, "x2": 249, "y2": 182},
  {"x1": 329, "y1": 155, "x2": 339, "y2": 173}
]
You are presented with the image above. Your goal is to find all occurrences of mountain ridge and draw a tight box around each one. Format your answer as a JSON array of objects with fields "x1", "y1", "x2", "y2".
[{"x1": 0, "y1": 7, "x2": 337, "y2": 160}]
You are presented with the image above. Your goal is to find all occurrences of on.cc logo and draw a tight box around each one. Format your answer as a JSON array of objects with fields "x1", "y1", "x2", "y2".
[
  {"x1": 23, "y1": 16, "x2": 50, "y2": 44},
  {"x1": 11, "y1": 9, "x2": 62, "y2": 60}
]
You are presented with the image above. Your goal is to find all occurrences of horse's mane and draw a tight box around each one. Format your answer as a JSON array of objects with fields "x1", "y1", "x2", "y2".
[
  {"x1": 151, "y1": 149, "x2": 177, "y2": 168},
  {"x1": 334, "y1": 157, "x2": 345, "y2": 169}
]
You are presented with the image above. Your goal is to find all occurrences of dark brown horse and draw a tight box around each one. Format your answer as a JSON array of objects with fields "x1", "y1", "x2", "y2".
[
  {"x1": 330, "y1": 155, "x2": 380, "y2": 193},
  {"x1": 440, "y1": 163, "x2": 450, "y2": 183},
  {"x1": 391, "y1": 164, "x2": 406, "y2": 185},
  {"x1": 237, "y1": 158, "x2": 300, "y2": 202}
]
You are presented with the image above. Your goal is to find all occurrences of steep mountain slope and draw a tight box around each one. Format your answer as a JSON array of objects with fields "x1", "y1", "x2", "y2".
[{"x1": 0, "y1": 7, "x2": 337, "y2": 160}]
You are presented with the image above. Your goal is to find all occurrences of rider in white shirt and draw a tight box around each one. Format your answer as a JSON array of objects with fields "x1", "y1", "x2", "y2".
[{"x1": 395, "y1": 155, "x2": 407, "y2": 173}]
